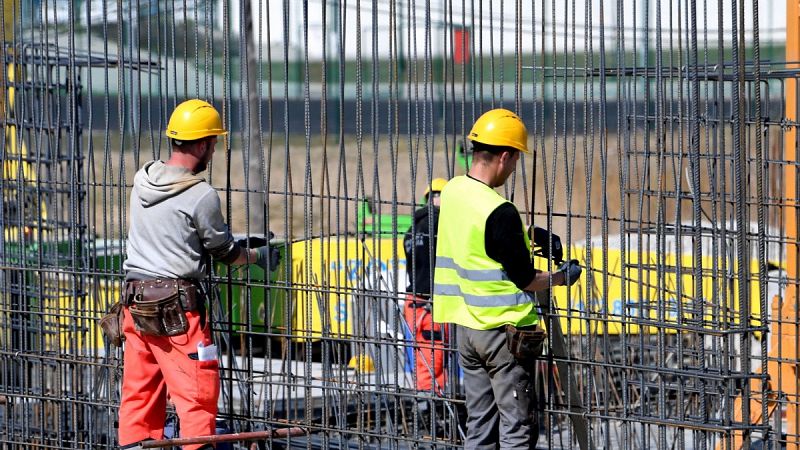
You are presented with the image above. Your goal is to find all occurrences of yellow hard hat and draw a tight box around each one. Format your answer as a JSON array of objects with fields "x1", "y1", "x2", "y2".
[
  {"x1": 348, "y1": 354, "x2": 375, "y2": 373},
  {"x1": 423, "y1": 177, "x2": 448, "y2": 198},
  {"x1": 165, "y1": 99, "x2": 228, "y2": 141},
  {"x1": 467, "y1": 108, "x2": 529, "y2": 154}
]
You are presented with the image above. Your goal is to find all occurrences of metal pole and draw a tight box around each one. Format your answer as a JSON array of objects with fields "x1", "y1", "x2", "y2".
[
  {"x1": 139, "y1": 427, "x2": 306, "y2": 449},
  {"x1": 244, "y1": 0, "x2": 265, "y2": 232},
  {"x1": 537, "y1": 290, "x2": 594, "y2": 450},
  {"x1": 328, "y1": 0, "x2": 340, "y2": 135},
  {"x1": 242, "y1": 0, "x2": 261, "y2": 424}
]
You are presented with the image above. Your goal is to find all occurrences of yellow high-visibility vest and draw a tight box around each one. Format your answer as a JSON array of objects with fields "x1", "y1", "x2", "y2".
[{"x1": 432, "y1": 176, "x2": 539, "y2": 330}]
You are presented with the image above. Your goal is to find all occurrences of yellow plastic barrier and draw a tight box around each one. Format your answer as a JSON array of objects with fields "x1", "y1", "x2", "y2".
[
  {"x1": 55, "y1": 278, "x2": 115, "y2": 351},
  {"x1": 288, "y1": 236, "x2": 777, "y2": 338},
  {"x1": 289, "y1": 236, "x2": 405, "y2": 340},
  {"x1": 539, "y1": 246, "x2": 773, "y2": 335},
  {"x1": 48, "y1": 235, "x2": 773, "y2": 346}
]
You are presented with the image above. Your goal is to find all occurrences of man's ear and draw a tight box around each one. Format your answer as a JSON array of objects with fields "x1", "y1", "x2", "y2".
[{"x1": 192, "y1": 139, "x2": 208, "y2": 157}]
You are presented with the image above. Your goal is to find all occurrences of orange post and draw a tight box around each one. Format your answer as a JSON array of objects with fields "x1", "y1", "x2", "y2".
[
  {"x1": 781, "y1": 0, "x2": 800, "y2": 446},
  {"x1": 717, "y1": 4, "x2": 800, "y2": 449}
]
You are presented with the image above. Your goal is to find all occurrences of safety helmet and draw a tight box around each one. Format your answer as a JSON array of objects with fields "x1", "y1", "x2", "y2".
[
  {"x1": 423, "y1": 178, "x2": 448, "y2": 199},
  {"x1": 467, "y1": 108, "x2": 529, "y2": 154},
  {"x1": 348, "y1": 354, "x2": 375, "y2": 373},
  {"x1": 165, "y1": 99, "x2": 228, "y2": 141}
]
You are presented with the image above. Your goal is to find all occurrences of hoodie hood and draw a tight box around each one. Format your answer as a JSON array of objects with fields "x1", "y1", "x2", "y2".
[
  {"x1": 133, "y1": 160, "x2": 205, "y2": 207},
  {"x1": 413, "y1": 205, "x2": 439, "y2": 221}
]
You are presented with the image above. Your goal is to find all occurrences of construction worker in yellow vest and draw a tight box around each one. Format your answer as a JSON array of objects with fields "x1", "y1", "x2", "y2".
[{"x1": 433, "y1": 109, "x2": 582, "y2": 449}]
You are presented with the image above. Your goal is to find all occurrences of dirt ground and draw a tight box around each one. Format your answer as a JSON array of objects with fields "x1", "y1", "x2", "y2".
[
  {"x1": 87, "y1": 128, "x2": 783, "y2": 245},
  {"x1": 89, "y1": 132, "x2": 609, "y2": 243}
]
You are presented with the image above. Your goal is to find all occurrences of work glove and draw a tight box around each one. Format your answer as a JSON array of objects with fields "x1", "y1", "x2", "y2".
[
  {"x1": 529, "y1": 226, "x2": 563, "y2": 263},
  {"x1": 237, "y1": 232, "x2": 281, "y2": 272},
  {"x1": 558, "y1": 259, "x2": 582, "y2": 287},
  {"x1": 255, "y1": 245, "x2": 281, "y2": 272}
]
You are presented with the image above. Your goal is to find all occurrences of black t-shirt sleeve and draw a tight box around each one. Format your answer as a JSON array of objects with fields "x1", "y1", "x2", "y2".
[{"x1": 484, "y1": 202, "x2": 540, "y2": 289}]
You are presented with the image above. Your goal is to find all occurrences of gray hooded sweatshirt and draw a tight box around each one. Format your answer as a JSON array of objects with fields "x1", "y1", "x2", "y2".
[{"x1": 123, "y1": 160, "x2": 237, "y2": 280}]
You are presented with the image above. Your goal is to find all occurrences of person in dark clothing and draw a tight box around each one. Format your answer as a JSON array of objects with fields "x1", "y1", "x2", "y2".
[
  {"x1": 404, "y1": 178, "x2": 447, "y2": 298},
  {"x1": 403, "y1": 177, "x2": 448, "y2": 393}
]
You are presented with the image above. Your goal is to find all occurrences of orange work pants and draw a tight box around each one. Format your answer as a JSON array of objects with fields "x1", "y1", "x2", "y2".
[
  {"x1": 118, "y1": 307, "x2": 219, "y2": 450},
  {"x1": 404, "y1": 295, "x2": 448, "y2": 394}
]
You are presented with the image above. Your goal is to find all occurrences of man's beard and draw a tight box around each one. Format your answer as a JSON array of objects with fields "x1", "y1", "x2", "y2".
[{"x1": 193, "y1": 159, "x2": 208, "y2": 174}]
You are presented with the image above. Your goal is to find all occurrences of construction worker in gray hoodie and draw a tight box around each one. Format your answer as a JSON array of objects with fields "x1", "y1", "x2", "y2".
[{"x1": 117, "y1": 99, "x2": 279, "y2": 450}]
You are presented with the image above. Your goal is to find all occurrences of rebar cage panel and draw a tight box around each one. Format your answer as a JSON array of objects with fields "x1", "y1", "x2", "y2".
[{"x1": 0, "y1": 1, "x2": 798, "y2": 449}]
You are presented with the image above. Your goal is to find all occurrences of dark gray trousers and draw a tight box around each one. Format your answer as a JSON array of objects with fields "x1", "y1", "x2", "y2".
[{"x1": 457, "y1": 325, "x2": 538, "y2": 450}]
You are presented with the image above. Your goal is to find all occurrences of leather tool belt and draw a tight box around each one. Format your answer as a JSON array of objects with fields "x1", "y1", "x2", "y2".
[
  {"x1": 99, "y1": 301, "x2": 125, "y2": 347},
  {"x1": 125, "y1": 279, "x2": 201, "y2": 337},
  {"x1": 505, "y1": 324, "x2": 546, "y2": 361}
]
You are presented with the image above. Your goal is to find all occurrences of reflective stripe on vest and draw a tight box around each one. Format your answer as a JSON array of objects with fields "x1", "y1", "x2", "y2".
[
  {"x1": 435, "y1": 256, "x2": 510, "y2": 282},
  {"x1": 432, "y1": 175, "x2": 538, "y2": 330},
  {"x1": 433, "y1": 283, "x2": 532, "y2": 307}
]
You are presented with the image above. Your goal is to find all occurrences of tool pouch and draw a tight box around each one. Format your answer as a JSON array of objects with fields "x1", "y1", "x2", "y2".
[
  {"x1": 99, "y1": 301, "x2": 125, "y2": 347},
  {"x1": 505, "y1": 324, "x2": 546, "y2": 361},
  {"x1": 129, "y1": 280, "x2": 189, "y2": 337}
]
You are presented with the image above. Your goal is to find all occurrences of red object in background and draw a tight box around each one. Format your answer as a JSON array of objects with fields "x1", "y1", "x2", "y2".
[
  {"x1": 454, "y1": 28, "x2": 470, "y2": 64},
  {"x1": 404, "y1": 295, "x2": 448, "y2": 394}
]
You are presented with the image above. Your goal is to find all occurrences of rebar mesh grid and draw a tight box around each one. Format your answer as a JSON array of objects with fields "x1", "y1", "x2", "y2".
[{"x1": 0, "y1": 1, "x2": 797, "y2": 449}]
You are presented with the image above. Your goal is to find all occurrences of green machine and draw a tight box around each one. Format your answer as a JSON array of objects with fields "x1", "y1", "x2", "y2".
[{"x1": 215, "y1": 239, "x2": 289, "y2": 334}]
